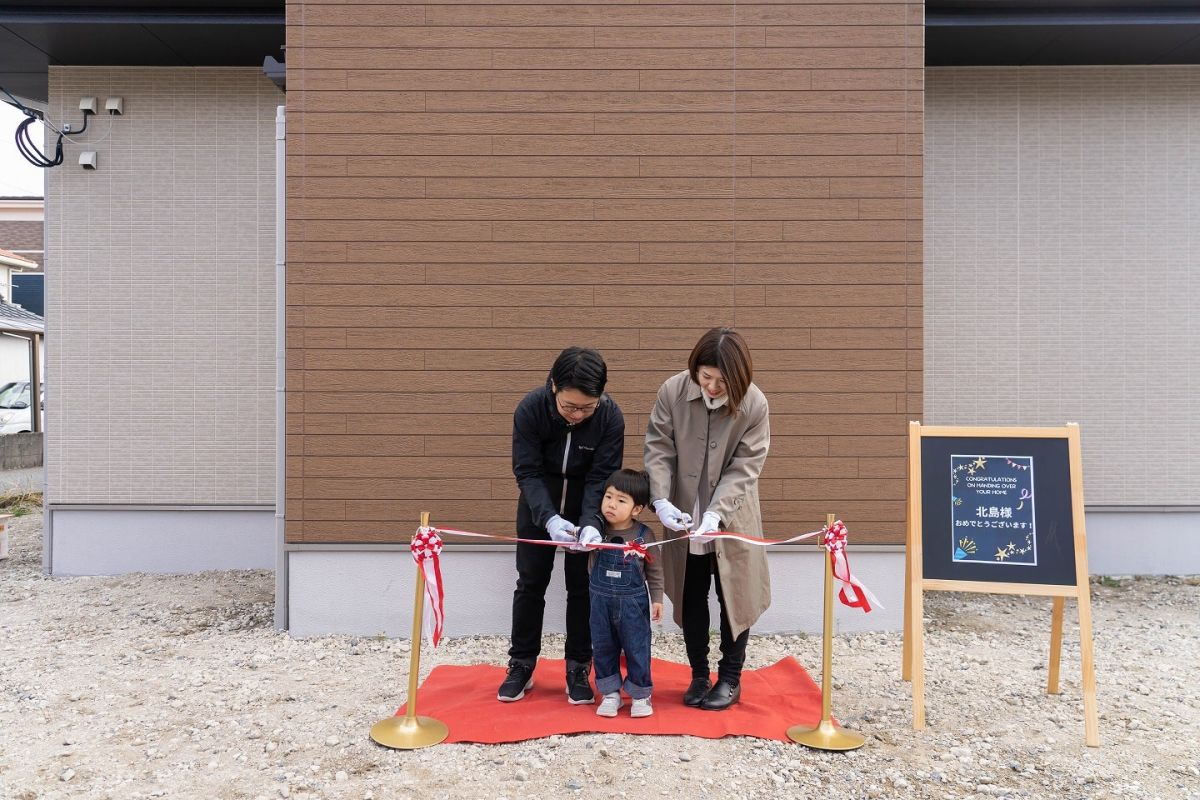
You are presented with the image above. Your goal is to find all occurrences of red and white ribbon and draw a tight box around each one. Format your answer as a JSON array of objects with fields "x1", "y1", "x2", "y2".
[
  {"x1": 690, "y1": 521, "x2": 879, "y2": 612},
  {"x1": 822, "y1": 520, "x2": 880, "y2": 613},
  {"x1": 411, "y1": 526, "x2": 446, "y2": 647},
  {"x1": 407, "y1": 519, "x2": 877, "y2": 642},
  {"x1": 678, "y1": 528, "x2": 825, "y2": 547},
  {"x1": 432, "y1": 525, "x2": 657, "y2": 560}
]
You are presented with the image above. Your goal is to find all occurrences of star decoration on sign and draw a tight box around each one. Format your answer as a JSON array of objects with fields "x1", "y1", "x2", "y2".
[
  {"x1": 972, "y1": 457, "x2": 987, "y2": 470},
  {"x1": 995, "y1": 547, "x2": 1010, "y2": 561},
  {"x1": 1009, "y1": 532, "x2": 1034, "y2": 556}
]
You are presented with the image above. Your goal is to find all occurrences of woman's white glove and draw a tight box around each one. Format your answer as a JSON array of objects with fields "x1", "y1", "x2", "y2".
[
  {"x1": 574, "y1": 526, "x2": 603, "y2": 551},
  {"x1": 545, "y1": 514, "x2": 578, "y2": 544},
  {"x1": 653, "y1": 499, "x2": 693, "y2": 532},
  {"x1": 689, "y1": 512, "x2": 722, "y2": 544}
]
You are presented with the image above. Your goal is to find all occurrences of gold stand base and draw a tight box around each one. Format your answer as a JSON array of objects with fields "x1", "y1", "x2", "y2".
[
  {"x1": 787, "y1": 718, "x2": 867, "y2": 751},
  {"x1": 369, "y1": 714, "x2": 449, "y2": 750}
]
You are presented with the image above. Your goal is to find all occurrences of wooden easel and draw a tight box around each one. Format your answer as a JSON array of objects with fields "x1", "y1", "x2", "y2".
[{"x1": 903, "y1": 423, "x2": 1099, "y2": 747}]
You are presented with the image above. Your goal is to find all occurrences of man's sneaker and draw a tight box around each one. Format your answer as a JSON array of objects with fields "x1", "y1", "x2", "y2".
[
  {"x1": 497, "y1": 661, "x2": 534, "y2": 702},
  {"x1": 596, "y1": 692, "x2": 622, "y2": 717},
  {"x1": 565, "y1": 664, "x2": 595, "y2": 705},
  {"x1": 630, "y1": 697, "x2": 653, "y2": 718}
]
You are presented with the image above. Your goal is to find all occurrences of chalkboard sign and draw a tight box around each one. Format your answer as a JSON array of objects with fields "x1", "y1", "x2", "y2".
[
  {"x1": 903, "y1": 423, "x2": 1099, "y2": 747},
  {"x1": 920, "y1": 435, "x2": 1076, "y2": 586}
]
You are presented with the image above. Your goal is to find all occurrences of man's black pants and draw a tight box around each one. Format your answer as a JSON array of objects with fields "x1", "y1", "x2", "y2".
[{"x1": 508, "y1": 533, "x2": 592, "y2": 667}]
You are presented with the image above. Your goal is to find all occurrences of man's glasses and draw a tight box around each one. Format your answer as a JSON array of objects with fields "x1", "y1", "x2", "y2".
[{"x1": 557, "y1": 398, "x2": 599, "y2": 415}]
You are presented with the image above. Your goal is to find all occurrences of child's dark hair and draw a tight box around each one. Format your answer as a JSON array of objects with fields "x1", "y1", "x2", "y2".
[
  {"x1": 547, "y1": 346, "x2": 608, "y2": 398},
  {"x1": 605, "y1": 468, "x2": 650, "y2": 508}
]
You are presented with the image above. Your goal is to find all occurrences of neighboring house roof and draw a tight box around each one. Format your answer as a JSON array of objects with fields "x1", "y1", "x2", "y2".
[
  {"x1": 0, "y1": 248, "x2": 38, "y2": 271},
  {"x1": 0, "y1": 298, "x2": 44, "y2": 334}
]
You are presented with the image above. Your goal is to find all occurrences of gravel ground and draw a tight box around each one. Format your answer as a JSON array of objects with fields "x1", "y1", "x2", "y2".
[{"x1": 2, "y1": 510, "x2": 1198, "y2": 800}]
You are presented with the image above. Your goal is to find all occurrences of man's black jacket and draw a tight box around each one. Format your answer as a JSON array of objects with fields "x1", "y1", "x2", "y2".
[{"x1": 512, "y1": 385, "x2": 625, "y2": 536}]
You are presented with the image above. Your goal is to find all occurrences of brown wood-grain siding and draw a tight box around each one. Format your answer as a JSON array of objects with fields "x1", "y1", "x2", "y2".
[{"x1": 285, "y1": 0, "x2": 923, "y2": 544}]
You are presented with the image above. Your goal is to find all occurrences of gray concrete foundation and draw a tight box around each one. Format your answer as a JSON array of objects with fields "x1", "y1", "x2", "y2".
[
  {"x1": 47, "y1": 506, "x2": 274, "y2": 575},
  {"x1": 1085, "y1": 509, "x2": 1200, "y2": 575},
  {"x1": 286, "y1": 546, "x2": 907, "y2": 638}
]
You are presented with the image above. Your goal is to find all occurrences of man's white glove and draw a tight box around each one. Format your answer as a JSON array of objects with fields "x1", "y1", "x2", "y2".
[
  {"x1": 653, "y1": 499, "x2": 693, "y2": 532},
  {"x1": 545, "y1": 514, "x2": 578, "y2": 544},
  {"x1": 574, "y1": 526, "x2": 603, "y2": 551},
  {"x1": 689, "y1": 512, "x2": 722, "y2": 544}
]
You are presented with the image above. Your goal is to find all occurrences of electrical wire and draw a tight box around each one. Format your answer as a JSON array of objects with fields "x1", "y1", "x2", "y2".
[
  {"x1": 14, "y1": 113, "x2": 61, "y2": 168},
  {"x1": 3, "y1": 89, "x2": 61, "y2": 168},
  {"x1": 42, "y1": 109, "x2": 88, "y2": 138},
  {"x1": 2, "y1": 85, "x2": 91, "y2": 169},
  {"x1": 63, "y1": 111, "x2": 114, "y2": 147},
  {"x1": 1, "y1": 85, "x2": 29, "y2": 109}
]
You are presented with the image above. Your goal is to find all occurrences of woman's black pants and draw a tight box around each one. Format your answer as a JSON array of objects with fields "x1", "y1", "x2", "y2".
[{"x1": 681, "y1": 551, "x2": 749, "y2": 685}]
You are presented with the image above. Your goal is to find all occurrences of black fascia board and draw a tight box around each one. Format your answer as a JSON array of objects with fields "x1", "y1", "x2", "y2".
[
  {"x1": 928, "y1": 7, "x2": 1200, "y2": 26},
  {"x1": 0, "y1": 7, "x2": 282, "y2": 25}
]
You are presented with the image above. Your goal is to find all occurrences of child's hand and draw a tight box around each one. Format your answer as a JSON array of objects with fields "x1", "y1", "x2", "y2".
[{"x1": 651, "y1": 602, "x2": 663, "y2": 622}]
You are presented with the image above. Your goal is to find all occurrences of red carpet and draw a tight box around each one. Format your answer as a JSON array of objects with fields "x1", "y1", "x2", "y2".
[{"x1": 396, "y1": 656, "x2": 823, "y2": 743}]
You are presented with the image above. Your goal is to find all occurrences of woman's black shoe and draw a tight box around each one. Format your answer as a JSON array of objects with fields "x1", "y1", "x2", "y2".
[
  {"x1": 683, "y1": 676, "x2": 712, "y2": 707},
  {"x1": 565, "y1": 663, "x2": 596, "y2": 705},
  {"x1": 700, "y1": 680, "x2": 741, "y2": 711}
]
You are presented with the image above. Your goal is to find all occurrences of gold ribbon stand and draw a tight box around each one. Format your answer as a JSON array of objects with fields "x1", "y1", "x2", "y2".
[
  {"x1": 369, "y1": 511, "x2": 449, "y2": 750},
  {"x1": 787, "y1": 513, "x2": 867, "y2": 751}
]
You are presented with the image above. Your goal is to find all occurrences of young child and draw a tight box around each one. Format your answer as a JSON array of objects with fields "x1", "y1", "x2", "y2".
[{"x1": 579, "y1": 468, "x2": 664, "y2": 718}]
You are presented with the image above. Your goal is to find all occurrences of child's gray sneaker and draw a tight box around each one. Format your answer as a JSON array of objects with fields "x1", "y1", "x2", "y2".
[
  {"x1": 630, "y1": 696, "x2": 653, "y2": 718},
  {"x1": 596, "y1": 692, "x2": 622, "y2": 717}
]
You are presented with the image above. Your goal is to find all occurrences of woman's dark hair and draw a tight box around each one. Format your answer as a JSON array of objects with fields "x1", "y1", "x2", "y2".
[
  {"x1": 688, "y1": 327, "x2": 753, "y2": 416},
  {"x1": 547, "y1": 346, "x2": 608, "y2": 398},
  {"x1": 604, "y1": 468, "x2": 651, "y2": 508}
]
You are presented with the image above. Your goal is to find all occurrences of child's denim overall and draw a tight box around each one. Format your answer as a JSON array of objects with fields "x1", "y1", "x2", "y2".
[{"x1": 589, "y1": 523, "x2": 653, "y2": 699}]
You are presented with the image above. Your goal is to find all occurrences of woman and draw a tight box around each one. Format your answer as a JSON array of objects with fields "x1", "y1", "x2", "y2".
[
  {"x1": 644, "y1": 327, "x2": 770, "y2": 710},
  {"x1": 499, "y1": 347, "x2": 625, "y2": 705}
]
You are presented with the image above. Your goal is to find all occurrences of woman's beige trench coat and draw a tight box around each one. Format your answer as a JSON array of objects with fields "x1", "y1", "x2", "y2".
[{"x1": 643, "y1": 370, "x2": 771, "y2": 638}]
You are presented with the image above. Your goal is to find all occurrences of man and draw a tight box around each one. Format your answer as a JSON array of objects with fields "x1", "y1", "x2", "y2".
[{"x1": 499, "y1": 347, "x2": 625, "y2": 704}]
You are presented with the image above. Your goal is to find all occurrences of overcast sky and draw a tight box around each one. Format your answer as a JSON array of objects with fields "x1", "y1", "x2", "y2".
[{"x1": 0, "y1": 103, "x2": 48, "y2": 198}]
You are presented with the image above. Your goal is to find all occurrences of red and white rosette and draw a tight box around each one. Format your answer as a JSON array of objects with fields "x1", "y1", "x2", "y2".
[
  {"x1": 822, "y1": 520, "x2": 881, "y2": 613},
  {"x1": 411, "y1": 526, "x2": 446, "y2": 647},
  {"x1": 622, "y1": 539, "x2": 651, "y2": 561}
]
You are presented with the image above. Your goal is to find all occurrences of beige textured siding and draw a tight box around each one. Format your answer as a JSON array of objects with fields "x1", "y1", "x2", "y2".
[
  {"x1": 286, "y1": 1, "x2": 924, "y2": 544},
  {"x1": 926, "y1": 67, "x2": 1200, "y2": 506},
  {"x1": 45, "y1": 68, "x2": 281, "y2": 504}
]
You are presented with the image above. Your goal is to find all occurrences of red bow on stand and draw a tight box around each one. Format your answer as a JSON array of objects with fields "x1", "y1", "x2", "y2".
[
  {"x1": 822, "y1": 520, "x2": 879, "y2": 613},
  {"x1": 411, "y1": 526, "x2": 446, "y2": 647}
]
